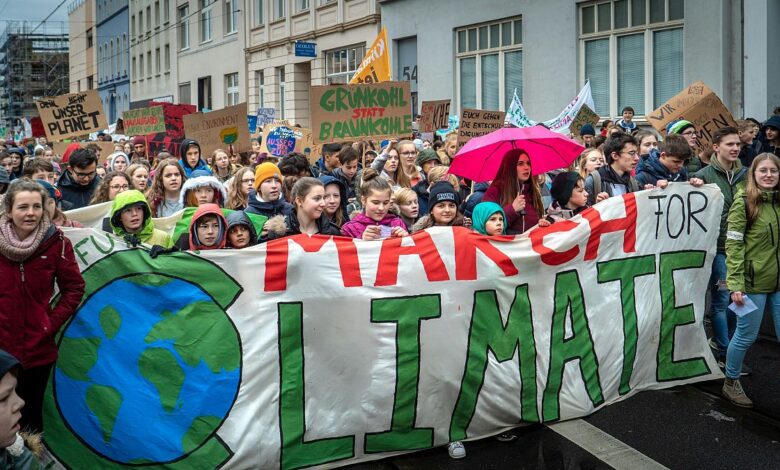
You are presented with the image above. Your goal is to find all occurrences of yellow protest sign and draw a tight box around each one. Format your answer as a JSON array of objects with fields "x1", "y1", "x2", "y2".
[{"x1": 350, "y1": 28, "x2": 391, "y2": 84}]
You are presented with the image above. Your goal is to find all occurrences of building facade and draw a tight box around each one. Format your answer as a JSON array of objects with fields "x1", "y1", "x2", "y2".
[
  {"x1": 96, "y1": 0, "x2": 131, "y2": 123},
  {"x1": 380, "y1": 0, "x2": 780, "y2": 123},
  {"x1": 129, "y1": 0, "x2": 179, "y2": 108},
  {"x1": 68, "y1": 0, "x2": 97, "y2": 95},
  {"x1": 0, "y1": 22, "x2": 69, "y2": 132},
  {"x1": 175, "y1": 0, "x2": 245, "y2": 111},
  {"x1": 244, "y1": 0, "x2": 381, "y2": 128}
]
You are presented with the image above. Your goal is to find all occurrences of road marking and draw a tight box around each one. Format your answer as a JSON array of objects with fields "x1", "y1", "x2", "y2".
[{"x1": 546, "y1": 419, "x2": 669, "y2": 470}]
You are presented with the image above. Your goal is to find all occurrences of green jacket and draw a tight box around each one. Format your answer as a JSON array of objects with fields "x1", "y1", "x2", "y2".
[
  {"x1": 694, "y1": 156, "x2": 747, "y2": 253},
  {"x1": 726, "y1": 190, "x2": 780, "y2": 293},
  {"x1": 110, "y1": 190, "x2": 173, "y2": 248}
]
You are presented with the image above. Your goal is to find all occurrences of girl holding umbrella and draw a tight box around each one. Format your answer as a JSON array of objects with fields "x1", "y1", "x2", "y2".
[{"x1": 482, "y1": 149, "x2": 545, "y2": 234}]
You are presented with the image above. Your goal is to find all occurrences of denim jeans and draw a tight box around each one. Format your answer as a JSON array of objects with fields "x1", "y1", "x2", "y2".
[
  {"x1": 725, "y1": 291, "x2": 780, "y2": 379},
  {"x1": 709, "y1": 253, "x2": 735, "y2": 356}
]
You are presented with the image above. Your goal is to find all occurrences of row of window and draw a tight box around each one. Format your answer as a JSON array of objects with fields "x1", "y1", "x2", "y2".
[
  {"x1": 130, "y1": 0, "x2": 171, "y2": 43},
  {"x1": 97, "y1": 35, "x2": 129, "y2": 83},
  {"x1": 177, "y1": 0, "x2": 238, "y2": 49},
  {"x1": 177, "y1": 72, "x2": 241, "y2": 111},
  {"x1": 250, "y1": 0, "x2": 336, "y2": 26},
  {"x1": 132, "y1": 45, "x2": 171, "y2": 81}
]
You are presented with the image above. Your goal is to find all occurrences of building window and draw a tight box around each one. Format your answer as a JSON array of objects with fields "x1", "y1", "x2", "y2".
[
  {"x1": 254, "y1": 0, "x2": 264, "y2": 26},
  {"x1": 132, "y1": 56, "x2": 137, "y2": 80},
  {"x1": 256, "y1": 70, "x2": 265, "y2": 107},
  {"x1": 165, "y1": 44, "x2": 171, "y2": 71},
  {"x1": 155, "y1": 1, "x2": 161, "y2": 27},
  {"x1": 274, "y1": 0, "x2": 284, "y2": 19},
  {"x1": 139, "y1": 11, "x2": 143, "y2": 35},
  {"x1": 87, "y1": 76, "x2": 94, "y2": 89},
  {"x1": 200, "y1": 0, "x2": 213, "y2": 42},
  {"x1": 146, "y1": 6, "x2": 151, "y2": 31},
  {"x1": 179, "y1": 82, "x2": 192, "y2": 104},
  {"x1": 277, "y1": 67, "x2": 285, "y2": 119},
  {"x1": 155, "y1": 48, "x2": 161, "y2": 74},
  {"x1": 579, "y1": 0, "x2": 684, "y2": 117},
  {"x1": 164, "y1": 0, "x2": 170, "y2": 23},
  {"x1": 147, "y1": 51, "x2": 152, "y2": 78},
  {"x1": 225, "y1": 0, "x2": 237, "y2": 34},
  {"x1": 198, "y1": 76, "x2": 212, "y2": 111},
  {"x1": 225, "y1": 73, "x2": 239, "y2": 106},
  {"x1": 87, "y1": 28, "x2": 93, "y2": 48},
  {"x1": 139, "y1": 54, "x2": 144, "y2": 79},
  {"x1": 178, "y1": 5, "x2": 189, "y2": 49},
  {"x1": 456, "y1": 18, "x2": 522, "y2": 111},
  {"x1": 325, "y1": 44, "x2": 366, "y2": 84},
  {"x1": 296, "y1": 0, "x2": 309, "y2": 12}
]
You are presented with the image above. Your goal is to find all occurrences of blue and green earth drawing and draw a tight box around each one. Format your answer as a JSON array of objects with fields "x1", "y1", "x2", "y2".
[{"x1": 53, "y1": 275, "x2": 241, "y2": 464}]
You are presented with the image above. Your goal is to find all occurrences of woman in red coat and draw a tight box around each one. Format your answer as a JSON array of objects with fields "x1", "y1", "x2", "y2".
[{"x1": 0, "y1": 179, "x2": 85, "y2": 432}]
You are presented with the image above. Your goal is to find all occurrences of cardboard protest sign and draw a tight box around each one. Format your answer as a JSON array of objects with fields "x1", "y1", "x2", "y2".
[
  {"x1": 183, "y1": 103, "x2": 251, "y2": 157},
  {"x1": 51, "y1": 184, "x2": 723, "y2": 469},
  {"x1": 457, "y1": 108, "x2": 506, "y2": 148},
  {"x1": 350, "y1": 27, "x2": 391, "y2": 84},
  {"x1": 419, "y1": 100, "x2": 451, "y2": 132},
  {"x1": 647, "y1": 81, "x2": 738, "y2": 151},
  {"x1": 310, "y1": 81, "x2": 412, "y2": 144},
  {"x1": 260, "y1": 123, "x2": 314, "y2": 158},
  {"x1": 122, "y1": 106, "x2": 166, "y2": 135},
  {"x1": 256, "y1": 107, "x2": 275, "y2": 127},
  {"x1": 569, "y1": 104, "x2": 600, "y2": 137},
  {"x1": 52, "y1": 141, "x2": 116, "y2": 164},
  {"x1": 36, "y1": 90, "x2": 108, "y2": 141}
]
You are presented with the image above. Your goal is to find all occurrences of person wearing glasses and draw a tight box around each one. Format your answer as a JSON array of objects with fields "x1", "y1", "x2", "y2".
[
  {"x1": 89, "y1": 171, "x2": 132, "y2": 206},
  {"x1": 666, "y1": 119, "x2": 704, "y2": 173},
  {"x1": 584, "y1": 133, "x2": 646, "y2": 206},
  {"x1": 57, "y1": 148, "x2": 102, "y2": 209}
]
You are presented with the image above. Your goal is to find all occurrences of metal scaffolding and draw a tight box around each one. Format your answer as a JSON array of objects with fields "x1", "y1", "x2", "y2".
[{"x1": 0, "y1": 21, "x2": 69, "y2": 132}]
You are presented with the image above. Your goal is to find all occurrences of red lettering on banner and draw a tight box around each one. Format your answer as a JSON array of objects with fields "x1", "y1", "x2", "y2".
[
  {"x1": 375, "y1": 231, "x2": 449, "y2": 286},
  {"x1": 264, "y1": 235, "x2": 362, "y2": 292},
  {"x1": 530, "y1": 220, "x2": 580, "y2": 265},
  {"x1": 582, "y1": 193, "x2": 638, "y2": 260},
  {"x1": 452, "y1": 227, "x2": 518, "y2": 280}
]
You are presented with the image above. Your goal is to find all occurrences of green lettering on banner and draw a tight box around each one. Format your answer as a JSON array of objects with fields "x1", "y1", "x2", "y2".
[
  {"x1": 597, "y1": 255, "x2": 656, "y2": 395},
  {"x1": 657, "y1": 251, "x2": 711, "y2": 381},
  {"x1": 449, "y1": 287, "x2": 539, "y2": 442},
  {"x1": 542, "y1": 270, "x2": 604, "y2": 421},
  {"x1": 364, "y1": 295, "x2": 439, "y2": 453},
  {"x1": 278, "y1": 302, "x2": 355, "y2": 470},
  {"x1": 320, "y1": 90, "x2": 336, "y2": 112}
]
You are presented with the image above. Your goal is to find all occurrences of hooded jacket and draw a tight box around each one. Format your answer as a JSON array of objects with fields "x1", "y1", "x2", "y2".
[
  {"x1": 244, "y1": 188, "x2": 293, "y2": 219},
  {"x1": 179, "y1": 174, "x2": 228, "y2": 208},
  {"x1": 225, "y1": 210, "x2": 258, "y2": 248},
  {"x1": 726, "y1": 189, "x2": 780, "y2": 294},
  {"x1": 107, "y1": 151, "x2": 130, "y2": 172},
  {"x1": 341, "y1": 212, "x2": 407, "y2": 238},
  {"x1": 635, "y1": 153, "x2": 689, "y2": 186},
  {"x1": 319, "y1": 175, "x2": 349, "y2": 223},
  {"x1": 332, "y1": 167, "x2": 358, "y2": 201},
  {"x1": 57, "y1": 169, "x2": 101, "y2": 210},
  {"x1": 178, "y1": 138, "x2": 211, "y2": 178},
  {"x1": 109, "y1": 190, "x2": 172, "y2": 248},
  {"x1": 694, "y1": 156, "x2": 748, "y2": 253},
  {"x1": 0, "y1": 226, "x2": 85, "y2": 368},
  {"x1": 178, "y1": 203, "x2": 227, "y2": 250}
]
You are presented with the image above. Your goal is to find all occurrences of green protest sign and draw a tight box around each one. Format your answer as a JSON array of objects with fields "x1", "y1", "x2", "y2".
[
  {"x1": 122, "y1": 106, "x2": 166, "y2": 135},
  {"x1": 310, "y1": 81, "x2": 413, "y2": 144}
]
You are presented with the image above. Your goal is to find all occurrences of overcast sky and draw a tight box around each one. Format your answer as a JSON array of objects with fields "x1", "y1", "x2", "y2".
[{"x1": 0, "y1": 0, "x2": 70, "y2": 34}]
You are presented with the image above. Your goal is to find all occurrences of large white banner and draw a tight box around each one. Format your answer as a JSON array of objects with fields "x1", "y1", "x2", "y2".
[
  {"x1": 506, "y1": 82, "x2": 596, "y2": 134},
  {"x1": 44, "y1": 184, "x2": 723, "y2": 469}
]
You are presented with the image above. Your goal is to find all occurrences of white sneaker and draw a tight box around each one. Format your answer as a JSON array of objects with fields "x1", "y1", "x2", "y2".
[{"x1": 447, "y1": 441, "x2": 466, "y2": 459}]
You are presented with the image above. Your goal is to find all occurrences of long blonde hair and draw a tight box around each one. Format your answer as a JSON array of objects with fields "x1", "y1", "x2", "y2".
[
  {"x1": 745, "y1": 153, "x2": 780, "y2": 227},
  {"x1": 226, "y1": 167, "x2": 254, "y2": 210}
]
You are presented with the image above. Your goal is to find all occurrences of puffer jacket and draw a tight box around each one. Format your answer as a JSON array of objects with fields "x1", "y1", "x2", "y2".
[
  {"x1": 694, "y1": 156, "x2": 747, "y2": 253},
  {"x1": 109, "y1": 190, "x2": 173, "y2": 248},
  {"x1": 0, "y1": 227, "x2": 85, "y2": 368},
  {"x1": 244, "y1": 189, "x2": 294, "y2": 219},
  {"x1": 726, "y1": 189, "x2": 780, "y2": 293}
]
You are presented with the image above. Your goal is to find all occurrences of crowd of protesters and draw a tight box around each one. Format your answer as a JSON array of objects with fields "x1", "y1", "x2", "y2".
[{"x1": 2, "y1": 106, "x2": 780, "y2": 465}]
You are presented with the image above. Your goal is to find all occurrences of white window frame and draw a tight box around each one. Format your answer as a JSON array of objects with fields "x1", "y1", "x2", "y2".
[
  {"x1": 178, "y1": 4, "x2": 190, "y2": 50},
  {"x1": 325, "y1": 44, "x2": 366, "y2": 84},
  {"x1": 200, "y1": 0, "x2": 213, "y2": 43},
  {"x1": 225, "y1": 0, "x2": 238, "y2": 34},
  {"x1": 226, "y1": 73, "x2": 240, "y2": 106},
  {"x1": 277, "y1": 67, "x2": 286, "y2": 120},
  {"x1": 165, "y1": 44, "x2": 171, "y2": 72},
  {"x1": 455, "y1": 17, "x2": 523, "y2": 113},
  {"x1": 256, "y1": 70, "x2": 265, "y2": 107},
  {"x1": 296, "y1": 0, "x2": 309, "y2": 13},
  {"x1": 274, "y1": 0, "x2": 285, "y2": 19},
  {"x1": 578, "y1": 0, "x2": 685, "y2": 118},
  {"x1": 164, "y1": 0, "x2": 170, "y2": 23}
]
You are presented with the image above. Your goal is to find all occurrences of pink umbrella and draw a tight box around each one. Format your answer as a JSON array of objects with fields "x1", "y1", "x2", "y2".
[{"x1": 448, "y1": 126, "x2": 585, "y2": 182}]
